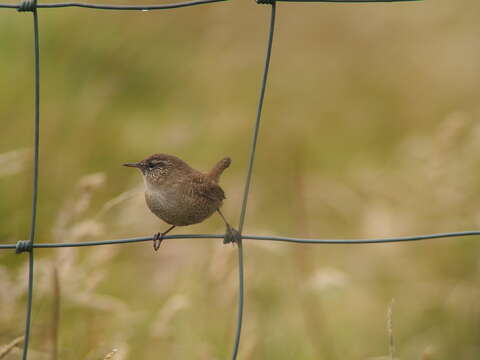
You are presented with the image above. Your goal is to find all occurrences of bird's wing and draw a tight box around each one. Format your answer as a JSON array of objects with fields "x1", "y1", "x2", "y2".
[{"x1": 192, "y1": 176, "x2": 226, "y2": 203}]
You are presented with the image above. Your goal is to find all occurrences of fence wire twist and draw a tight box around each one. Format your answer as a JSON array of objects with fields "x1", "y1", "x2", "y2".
[{"x1": 4, "y1": 0, "x2": 475, "y2": 359}]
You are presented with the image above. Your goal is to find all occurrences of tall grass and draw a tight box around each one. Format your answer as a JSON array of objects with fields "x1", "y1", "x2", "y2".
[{"x1": 1, "y1": 0, "x2": 480, "y2": 359}]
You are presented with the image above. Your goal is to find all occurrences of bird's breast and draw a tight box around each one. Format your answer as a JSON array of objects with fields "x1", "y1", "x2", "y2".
[
  {"x1": 145, "y1": 188, "x2": 179, "y2": 215},
  {"x1": 144, "y1": 186, "x2": 218, "y2": 226}
]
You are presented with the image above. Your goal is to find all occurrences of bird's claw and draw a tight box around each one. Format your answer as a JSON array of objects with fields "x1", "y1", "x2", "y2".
[{"x1": 153, "y1": 232, "x2": 164, "y2": 251}]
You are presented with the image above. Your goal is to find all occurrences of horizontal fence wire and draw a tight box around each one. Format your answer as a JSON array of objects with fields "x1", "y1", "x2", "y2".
[
  {"x1": 0, "y1": 0, "x2": 425, "y2": 10},
  {"x1": 0, "y1": 0, "x2": 446, "y2": 359},
  {"x1": 0, "y1": 0, "x2": 227, "y2": 10},
  {"x1": 272, "y1": 0, "x2": 422, "y2": 3},
  {"x1": 2, "y1": 231, "x2": 480, "y2": 251}
]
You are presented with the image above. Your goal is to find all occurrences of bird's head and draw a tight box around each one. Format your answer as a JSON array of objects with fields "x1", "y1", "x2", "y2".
[{"x1": 123, "y1": 153, "x2": 190, "y2": 186}]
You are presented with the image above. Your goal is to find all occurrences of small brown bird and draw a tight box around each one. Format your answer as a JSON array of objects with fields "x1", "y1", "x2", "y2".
[{"x1": 123, "y1": 153, "x2": 239, "y2": 250}]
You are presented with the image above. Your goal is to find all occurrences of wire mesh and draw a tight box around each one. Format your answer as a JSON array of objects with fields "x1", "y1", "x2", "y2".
[{"x1": 1, "y1": 0, "x2": 470, "y2": 360}]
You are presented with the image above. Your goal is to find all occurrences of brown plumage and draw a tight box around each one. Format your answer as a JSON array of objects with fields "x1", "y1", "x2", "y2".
[{"x1": 123, "y1": 154, "x2": 239, "y2": 250}]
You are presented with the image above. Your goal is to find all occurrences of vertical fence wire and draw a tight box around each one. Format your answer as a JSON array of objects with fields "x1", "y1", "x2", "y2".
[
  {"x1": 20, "y1": 4, "x2": 40, "y2": 360},
  {"x1": 232, "y1": 2, "x2": 277, "y2": 359}
]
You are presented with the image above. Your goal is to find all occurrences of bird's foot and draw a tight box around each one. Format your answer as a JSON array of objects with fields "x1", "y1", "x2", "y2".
[
  {"x1": 153, "y1": 232, "x2": 164, "y2": 251},
  {"x1": 223, "y1": 225, "x2": 241, "y2": 245},
  {"x1": 152, "y1": 225, "x2": 176, "y2": 251}
]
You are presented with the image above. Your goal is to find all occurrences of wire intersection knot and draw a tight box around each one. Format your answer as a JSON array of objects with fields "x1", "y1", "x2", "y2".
[
  {"x1": 17, "y1": 0, "x2": 36, "y2": 12},
  {"x1": 15, "y1": 240, "x2": 33, "y2": 254}
]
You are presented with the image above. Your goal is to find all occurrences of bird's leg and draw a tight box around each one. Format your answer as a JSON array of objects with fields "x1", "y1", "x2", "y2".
[
  {"x1": 217, "y1": 209, "x2": 241, "y2": 245},
  {"x1": 153, "y1": 225, "x2": 176, "y2": 251}
]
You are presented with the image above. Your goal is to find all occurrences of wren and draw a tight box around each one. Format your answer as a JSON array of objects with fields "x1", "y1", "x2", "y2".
[{"x1": 123, "y1": 154, "x2": 240, "y2": 250}]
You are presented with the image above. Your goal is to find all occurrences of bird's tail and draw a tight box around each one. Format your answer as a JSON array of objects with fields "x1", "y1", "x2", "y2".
[{"x1": 208, "y1": 157, "x2": 231, "y2": 182}]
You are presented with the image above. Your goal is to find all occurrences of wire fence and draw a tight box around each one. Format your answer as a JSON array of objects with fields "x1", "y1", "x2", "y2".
[{"x1": 4, "y1": 0, "x2": 478, "y2": 359}]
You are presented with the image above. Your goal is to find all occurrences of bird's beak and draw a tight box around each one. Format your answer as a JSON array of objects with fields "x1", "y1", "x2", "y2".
[{"x1": 123, "y1": 162, "x2": 140, "y2": 168}]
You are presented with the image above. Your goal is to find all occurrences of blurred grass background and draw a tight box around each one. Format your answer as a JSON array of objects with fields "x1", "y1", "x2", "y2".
[{"x1": 1, "y1": 0, "x2": 480, "y2": 359}]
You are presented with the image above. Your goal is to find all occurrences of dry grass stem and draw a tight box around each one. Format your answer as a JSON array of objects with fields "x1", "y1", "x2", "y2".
[
  {"x1": 388, "y1": 299, "x2": 395, "y2": 360},
  {"x1": 0, "y1": 336, "x2": 24, "y2": 359},
  {"x1": 150, "y1": 294, "x2": 190, "y2": 338},
  {"x1": 50, "y1": 266, "x2": 61, "y2": 360},
  {"x1": 421, "y1": 346, "x2": 436, "y2": 360},
  {"x1": 95, "y1": 187, "x2": 140, "y2": 219},
  {"x1": 103, "y1": 348, "x2": 118, "y2": 359},
  {"x1": 0, "y1": 149, "x2": 30, "y2": 178},
  {"x1": 52, "y1": 172, "x2": 106, "y2": 243}
]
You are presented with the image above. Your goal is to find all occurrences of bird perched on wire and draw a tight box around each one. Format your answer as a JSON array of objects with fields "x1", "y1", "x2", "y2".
[{"x1": 123, "y1": 154, "x2": 240, "y2": 250}]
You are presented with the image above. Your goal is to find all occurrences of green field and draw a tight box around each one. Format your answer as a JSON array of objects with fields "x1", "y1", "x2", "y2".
[{"x1": 1, "y1": 0, "x2": 480, "y2": 359}]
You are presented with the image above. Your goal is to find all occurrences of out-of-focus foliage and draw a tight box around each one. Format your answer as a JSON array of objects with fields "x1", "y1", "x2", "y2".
[{"x1": 1, "y1": 0, "x2": 480, "y2": 359}]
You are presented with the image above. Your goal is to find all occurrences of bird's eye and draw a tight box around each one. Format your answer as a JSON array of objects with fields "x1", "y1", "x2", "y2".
[
  {"x1": 147, "y1": 160, "x2": 166, "y2": 170},
  {"x1": 153, "y1": 161, "x2": 166, "y2": 168}
]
